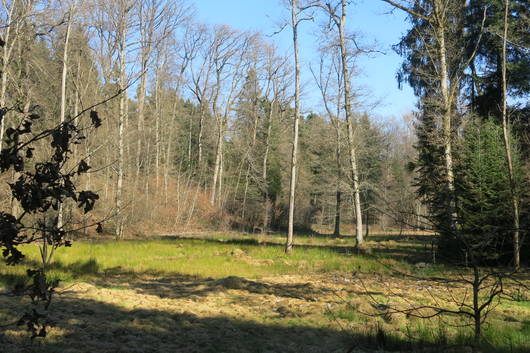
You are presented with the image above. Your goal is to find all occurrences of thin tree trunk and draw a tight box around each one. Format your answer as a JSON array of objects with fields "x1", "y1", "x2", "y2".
[
  {"x1": 286, "y1": 0, "x2": 301, "y2": 253},
  {"x1": 197, "y1": 105, "x2": 205, "y2": 168},
  {"x1": 472, "y1": 265, "x2": 481, "y2": 349},
  {"x1": 241, "y1": 166, "x2": 250, "y2": 222},
  {"x1": 164, "y1": 138, "x2": 171, "y2": 207},
  {"x1": 241, "y1": 97, "x2": 260, "y2": 222},
  {"x1": 433, "y1": 2, "x2": 457, "y2": 230},
  {"x1": 145, "y1": 135, "x2": 151, "y2": 203},
  {"x1": 187, "y1": 107, "x2": 193, "y2": 167},
  {"x1": 164, "y1": 101, "x2": 176, "y2": 206},
  {"x1": 262, "y1": 99, "x2": 275, "y2": 234},
  {"x1": 154, "y1": 67, "x2": 161, "y2": 193},
  {"x1": 57, "y1": 11, "x2": 73, "y2": 231},
  {"x1": 135, "y1": 17, "x2": 153, "y2": 187},
  {"x1": 115, "y1": 15, "x2": 128, "y2": 238},
  {"x1": 136, "y1": 68, "x2": 147, "y2": 185},
  {"x1": 334, "y1": 191, "x2": 341, "y2": 236},
  {"x1": 104, "y1": 141, "x2": 110, "y2": 200},
  {"x1": 0, "y1": 1, "x2": 17, "y2": 150},
  {"x1": 338, "y1": 0, "x2": 363, "y2": 246},
  {"x1": 333, "y1": 123, "x2": 342, "y2": 236},
  {"x1": 500, "y1": 0, "x2": 520, "y2": 270},
  {"x1": 219, "y1": 144, "x2": 224, "y2": 208},
  {"x1": 210, "y1": 120, "x2": 223, "y2": 205}
]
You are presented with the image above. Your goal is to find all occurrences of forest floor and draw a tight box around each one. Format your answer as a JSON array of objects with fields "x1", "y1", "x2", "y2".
[{"x1": 0, "y1": 231, "x2": 528, "y2": 353}]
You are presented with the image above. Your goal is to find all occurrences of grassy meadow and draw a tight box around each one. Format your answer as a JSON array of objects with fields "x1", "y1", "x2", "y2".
[{"x1": 0, "y1": 232, "x2": 528, "y2": 353}]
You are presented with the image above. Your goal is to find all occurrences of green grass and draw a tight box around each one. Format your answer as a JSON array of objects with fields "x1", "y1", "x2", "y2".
[
  {"x1": 0, "y1": 237, "x2": 387, "y2": 288},
  {"x1": 1, "y1": 233, "x2": 528, "y2": 353}
]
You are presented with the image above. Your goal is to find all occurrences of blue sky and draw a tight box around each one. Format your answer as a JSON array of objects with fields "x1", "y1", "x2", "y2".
[{"x1": 193, "y1": 0, "x2": 416, "y2": 119}]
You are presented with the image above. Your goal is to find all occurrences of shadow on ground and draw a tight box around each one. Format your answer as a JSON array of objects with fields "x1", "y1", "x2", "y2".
[
  {"x1": 160, "y1": 233, "x2": 434, "y2": 263},
  {"x1": 0, "y1": 258, "x2": 333, "y2": 303},
  {"x1": 0, "y1": 290, "x2": 414, "y2": 353}
]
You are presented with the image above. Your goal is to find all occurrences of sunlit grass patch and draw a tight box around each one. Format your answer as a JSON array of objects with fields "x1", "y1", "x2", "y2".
[
  {"x1": 0, "y1": 237, "x2": 391, "y2": 288},
  {"x1": 0, "y1": 233, "x2": 528, "y2": 353}
]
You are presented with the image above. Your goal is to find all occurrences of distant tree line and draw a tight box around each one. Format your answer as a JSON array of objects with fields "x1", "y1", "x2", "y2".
[
  {"x1": 0, "y1": 0, "x2": 526, "y2": 266},
  {"x1": 0, "y1": 0, "x2": 419, "y2": 242}
]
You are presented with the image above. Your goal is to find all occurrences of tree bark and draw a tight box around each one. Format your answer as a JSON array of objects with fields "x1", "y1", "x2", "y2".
[
  {"x1": 435, "y1": 3, "x2": 457, "y2": 226},
  {"x1": 115, "y1": 10, "x2": 128, "y2": 238},
  {"x1": 57, "y1": 8, "x2": 73, "y2": 231},
  {"x1": 0, "y1": 0, "x2": 18, "y2": 150},
  {"x1": 135, "y1": 2, "x2": 156, "y2": 186},
  {"x1": 500, "y1": 0, "x2": 520, "y2": 270},
  {"x1": 333, "y1": 115, "x2": 342, "y2": 237},
  {"x1": 210, "y1": 119, "x2": 223, "y2": 205},
  {"x1": 337, "y1": 0, "x2": 363, "y2": 246},
  {"x1": 262, "y1": 98, "x2": 275, "y2": 235},
  {"x1": 197, "y1": 105, "x2": 205, "y2": 168},
  {"x1": 241, "y1": 90, "x2": 260, "y2": 223},
  {"x1": 381, "y1": 0, "x2": 458, "y2": 235},
  {"x1": 154, "y1": 61, "x2": 161, "y2": 192},
  {"x1": 286, "y1": 0, "x2": 301, "y2": 253}
]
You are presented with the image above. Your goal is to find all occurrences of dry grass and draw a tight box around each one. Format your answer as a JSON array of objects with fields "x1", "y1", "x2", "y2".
[{"x1": 0, "y1": 232, "x2": 528, "y2": 353}]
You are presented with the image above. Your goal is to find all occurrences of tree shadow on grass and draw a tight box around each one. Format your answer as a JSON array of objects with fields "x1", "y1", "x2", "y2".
[
  {"x1": 167, "y1": 235, "x2": 359, "y2": 255},
  {"x1": 110, "y1": 274, "x2": 330, "y2": 302},
  {"x1": 164, "y1": 234, "x2": 433, "y2": 264},
  {"x1": 2, "y1": 292, "x2": 527, "y2": 353},
  {"x1": 0, "y1": 258, "x2": 334, "y2": 303},
  {"x1": 1, "y1": 260, "x2": 527, "y2": 352},
  {"x1": 93, "y1": 266, "x2": 334, "y2": 302},
  {"x1": 0, "y1": 291, "x2": 414, "y2": 353}
]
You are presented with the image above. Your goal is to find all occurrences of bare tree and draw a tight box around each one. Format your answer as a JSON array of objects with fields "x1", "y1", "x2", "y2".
[
  {"x1": 0, "y1": 0, "x2": 36, "y2": 149},
  {"x1": 94, "y1": 0, "x2": 138, "y2": 237},
  {"x1": 134, "y1": 0, "x2": 187, "y2": 186},
  {"x1": 209, "y1": 26, "x2": 252, "y2": 206},
  {"x1": 285, "y1": 0, "x2": 316, "y2": 253},
  {"x1": 185, "y1": 23, "x2": 212, "y2": 170},
  {"x1": 355, "y1": 213, "x2": 529, "y2": 351},
  {"x1": 311, "y1": 44, "x2": 345, "y2": 237},
  {"x1": 261, "y1": 45, "x2": 291, "y2": 234},
  {"x1": 57, "y1": 0, "x2": 76, "y2": 230},
  {"x1": 317, "y1": 0, "x2": 365, "y2": 246}
]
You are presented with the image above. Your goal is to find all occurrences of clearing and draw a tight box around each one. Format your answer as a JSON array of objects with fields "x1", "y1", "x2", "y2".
[{"x1": 0, "y1": 232, "x2": 528, "y2": 353}]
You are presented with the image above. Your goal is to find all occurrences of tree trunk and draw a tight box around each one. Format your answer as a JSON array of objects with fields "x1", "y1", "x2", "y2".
[
  {"x1": 338, "y1": 0, "x2": 363, "y2": 246},
  {"x1": 188, "y1": 107, "x2": 193, "y2": 167},
  {"x1": 262, "y1": 99, "x2": 275, "y2": 235},
  {"x1": 135, "y1": 8, "x2": 155, "y2": 187},
  {"x1": 434, "y1": 2, "x2": 457, "y2": 229},
  {"x1": 57, "y1": 11, "x2": 73, "y2": 231},
  {"x1": 472, "y1": 265, "x2": 481, "y2": 350},
  {"x1": 210, "y1": 120, "x2": 223, "y2": 205},
  {"x1": 286, "y1": 0, "x2": 301, "y2": 253},
  {"x1": 197, "y1": 105, "x2": 205, "y2": 168},
  {"x1": 136, "y1": 60, "x2": 147, "y2": 185},
  {"x1": 145, "y1": 136, "x2": 150, "y2": 207},
  {"x1": 500, "y1": 0, "x2": 520, "y2": 270},
  {"x1": 333, "y1": 122, "x2": 342, "y2": 236},
  {"x1": 154, "y1": 66, "x2": 161, "y2": 193},
  {"x1": 334, "y1": 191, "x2": 341, "y2": 236},
  {"x1": 0, "y1": 1, "x2": 17, "y2": 150},
  {"x1": 219, "y1": 143, "x2": 224, "y2": 208},
  {"x1": 241, "y1": 95, "x2": 260, "y2": 222},
  {"x1": 115, "y1": 15, "x2": 128, "y2": 238}
]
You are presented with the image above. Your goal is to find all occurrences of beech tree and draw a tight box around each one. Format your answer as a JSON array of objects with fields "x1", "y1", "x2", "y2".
[
  {"x1": 311, "y1": 44, "x2": 345, "y2": 236},
  {"x1": 317, "y1": 0, "x2": 365, "y2": 246},
  {"x1": 285, "y1": 0, "x2": 315, "y2": 253}
]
